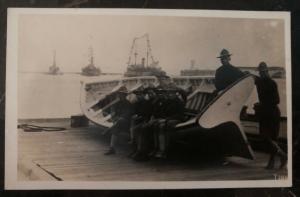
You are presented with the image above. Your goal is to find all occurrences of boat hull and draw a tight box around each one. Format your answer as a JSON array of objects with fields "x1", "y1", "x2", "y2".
[{"x1": 80, "y1": 75, "x2": 257, "y2": 159}]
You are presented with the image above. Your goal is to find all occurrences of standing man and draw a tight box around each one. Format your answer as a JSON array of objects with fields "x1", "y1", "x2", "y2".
[
  {"x1": 254, "y1": 62, "x2": 287, "y2": 169},
  {"x1": 215, "y1": 49, "x2": 245, "y2": 91}
]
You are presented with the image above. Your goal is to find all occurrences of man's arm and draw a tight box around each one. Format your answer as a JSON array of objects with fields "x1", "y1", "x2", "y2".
[
  {"x1": 272, "y1": 81, "x2": 280, "y2": 105},
  {"x1": 214, "y1": 69, "x2": 225, "y2": 91}
]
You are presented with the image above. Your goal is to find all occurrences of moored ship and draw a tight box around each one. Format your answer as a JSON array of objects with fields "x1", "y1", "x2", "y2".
[
  {"x1": 81, "y1": 47, "x2": 101, "y2": 76},
  {"x1": 180, "y1": 60, "x2": 215, "y2": 77},
  {"x1": 181, "y1": 60, "x2": 285, "y2": 78},
  {"x1": 48, "y1": 50, "x2": 63, "y2": 75},
  {"x1": 124, "y1": 34, "x2": 166, "y2": 77}
]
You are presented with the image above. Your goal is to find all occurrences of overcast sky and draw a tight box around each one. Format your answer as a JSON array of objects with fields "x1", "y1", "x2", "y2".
[{"x1": 18, "y1": 14, "x2": 285, "y2": 75}]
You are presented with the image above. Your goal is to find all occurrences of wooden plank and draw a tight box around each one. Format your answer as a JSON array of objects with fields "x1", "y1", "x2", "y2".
[{"x1": 18, "y1": 119, "x2": 288, "y2": 181}]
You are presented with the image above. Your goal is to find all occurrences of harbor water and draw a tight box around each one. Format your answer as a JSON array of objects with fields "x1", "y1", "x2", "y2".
[
  {"x1": 18, "y1": 73, "x2": 287, "y2": 119},
  {"x1": 18, "y1": 73, "x2": 121, "y2": 119}
]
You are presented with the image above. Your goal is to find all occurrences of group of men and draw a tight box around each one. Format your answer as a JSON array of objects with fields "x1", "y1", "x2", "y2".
[
  {"x1": 103, "y1": 48, "x2": 287, "y2": 169},
  {"x1": 103, "y1": 76, "x2": 186, "y2": 161}
]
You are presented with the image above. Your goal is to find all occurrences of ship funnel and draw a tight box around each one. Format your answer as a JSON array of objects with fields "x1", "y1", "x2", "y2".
[
  {"x1": 191, "y1": 59, "x2": 195, "y2": 69},
  {"x1": 141, "y1": 58, "x2": 145, "y2": 67}
]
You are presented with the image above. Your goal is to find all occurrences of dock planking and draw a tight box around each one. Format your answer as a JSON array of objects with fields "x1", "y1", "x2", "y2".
[{"x1": 17, "y1": 119, "x2": 287, "y2": 181}]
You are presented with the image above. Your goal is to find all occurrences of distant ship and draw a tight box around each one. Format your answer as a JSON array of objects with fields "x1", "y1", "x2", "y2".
[
  {"x1": 181, "y1": 60, "x2": 285, "y2": 78},
  {"x1": 48, "y1": 50, "x2": 63, "y2": 75},
  {"x1": 238, "y1": 66, "x2": 285, "y2": 78},
  {"x1": 81, "y1": 47, "x2": 101, "y2": 76},
  {"x1": 180, "y1": 60, "x2": 214, "y2": 76},
  {"x1": 124, "y1": 34, "x2": 166, "y2": 77}
]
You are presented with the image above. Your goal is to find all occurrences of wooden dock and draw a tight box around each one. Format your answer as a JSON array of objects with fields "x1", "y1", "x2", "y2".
[{"x1": 18, "y1": 119, "x2": 287, "y2": 181}]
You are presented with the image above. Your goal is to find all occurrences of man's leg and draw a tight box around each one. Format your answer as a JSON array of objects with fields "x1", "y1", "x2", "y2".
[
  {"x1": 155, "y1": 121, "x2": 166, "y2": 158},
  {"x1": 270, "y1": 139, "x2": 287, "y2": 169},
  {"x1": 264, "y1": 137, "x2": 287, "y2": 169},
  {"x1": 155, "y1": 119, "x2": 179, "y2": 158},
  {"x1": 104, "y1": 118, "x2": 127, "y2": 155},
  {"x1": 104, "y1": 134, "x2": 117, "y2": 155}
]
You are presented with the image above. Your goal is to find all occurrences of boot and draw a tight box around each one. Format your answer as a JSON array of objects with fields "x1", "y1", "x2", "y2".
[
  {"x1": 278, "y1": 151, "x2": 287, "y2": 169},
  {"x1": 104, "y1": 147, "x2": 116, "y2": 155},
  {"x1": 265, "y1": 154, "x2": 275, "y2": 169}
]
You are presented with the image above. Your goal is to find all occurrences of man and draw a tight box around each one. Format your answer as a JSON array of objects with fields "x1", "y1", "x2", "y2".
[
  {"x1": 149, "y1": 75, "x2": 187, "y2": 158},
  {"x1": 215, "y1": 49, "x2": 245, "y2": 91},
  {"x1": 152, "y1": 90, "x2": 186, "y2": 158},
  {"x1": 131, "y1": 75, "x2": 187, "y2": 160},
  {"x1": 104, "y1": 87, "x2": 135, "y2": 155},
  {"x1": 127, "y1": 89, "x2": 155, "y2": 156},
  {"x1": 254, "y1": 62, "x2": 287, "y2": 169},
  {"x1": 129, "y1": 88, "x2": 157, "y2": 161}
]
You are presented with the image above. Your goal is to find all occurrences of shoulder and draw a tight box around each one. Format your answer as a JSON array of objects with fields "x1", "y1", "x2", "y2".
[
  {"x1": 230, "y1": 64, "x2": 243, "y2": 72},
  {"x1": 254, "y1": 75, "x2": 261, "y2": 84},
  {"x1": 215, "y1": 65, "x2": 225, "y2": 75},
  {"x1": 269, "y1": 78, "x2": 278, "y2": 87},
  {"x1": 216, "y1": 65, "x2": 224, "y2": 71}
]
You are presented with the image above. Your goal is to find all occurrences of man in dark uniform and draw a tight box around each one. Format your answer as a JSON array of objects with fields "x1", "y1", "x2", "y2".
[
  {"x1": 215, "y1": 49, "x2": 245, "y2": 91},
  {"x1": 127, "y1": 89, "x2": 155, "y2": 158},
  {"x1": 152, "y1": 90, "x2": 186, "y2": 158},
  {"x1": 130, "y1": 88, "x2": 158, "y2": 161},
  {"x1": 131, "y1": 76, "x2": 187, "y2": 160},
  {"x1": 254, "y1": 62, "x2": 287, "y2": 169},
  {"x1": 104, "y1": 87, "x2": 135, "y2": 155},
  {"x1": 148, "y1": 75, "x2": 187, "y2": 158}
]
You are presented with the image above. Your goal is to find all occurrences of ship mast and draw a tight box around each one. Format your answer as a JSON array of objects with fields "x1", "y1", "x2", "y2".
[
  {"x1": 89, "y1": 47, "x2": 94, "y2": 65},
  {"x1": 190, "y1": 59, "x2": 195, "y2": 70},
  {"x1": 53, "y1": 50, "x2": 56, "y2": 67},
  {"x1": 146, "y1": 34, "x2": 149, "y2": 67},
  {"x1": 127, "y1": 34, "x2": 156, "y2": 66}
]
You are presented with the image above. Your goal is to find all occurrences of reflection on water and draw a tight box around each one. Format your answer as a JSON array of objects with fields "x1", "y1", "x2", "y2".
[{"x1": 18, "y1": 73, "x2": 287, "y2": 119}]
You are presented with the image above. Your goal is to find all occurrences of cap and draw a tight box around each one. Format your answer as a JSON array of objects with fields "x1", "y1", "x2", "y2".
[{"x1": 258, "y1": 62, "x2": 268, "y2": 71}]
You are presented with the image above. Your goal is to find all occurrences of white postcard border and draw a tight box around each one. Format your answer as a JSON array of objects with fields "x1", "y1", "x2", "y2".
[{"x1": 5, "y1": 8, "x2": 292, "y2": 190}]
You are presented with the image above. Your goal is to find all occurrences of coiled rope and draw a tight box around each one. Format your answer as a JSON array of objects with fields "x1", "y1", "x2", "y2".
[{"x1": 18, "y1": 124, "x2": 66, "y2": 132}]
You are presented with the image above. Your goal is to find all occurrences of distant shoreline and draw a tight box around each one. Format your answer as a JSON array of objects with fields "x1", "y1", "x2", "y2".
[{"x1": 18, "y1": 71, "x2": 123, "y2": 75}]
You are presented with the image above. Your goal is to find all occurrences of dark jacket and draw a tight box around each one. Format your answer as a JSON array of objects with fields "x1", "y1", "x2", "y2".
[
  {"x1": 215, "y1": 64, "x2": 245, "y2": 91},
  {"x1": 255, "y1": 77, "x2": 280, "y2": 107},
  {"x1": 113, "y1": 99, "x2": 134, "y2": 121},
  {"x1": 255, "y1": 76, "x2": 281, "y2": 139},
  {"x1": 152, "y1": 92, "x2": 185, "y2": 121}
]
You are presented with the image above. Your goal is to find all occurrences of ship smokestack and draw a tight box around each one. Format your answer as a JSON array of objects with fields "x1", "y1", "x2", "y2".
[
  {"x1": 141, "y1": 58, "x2": 145, "y2": 67},
  {"x1": 191, "y1": 59, "x2": 195, "y2": 69}
]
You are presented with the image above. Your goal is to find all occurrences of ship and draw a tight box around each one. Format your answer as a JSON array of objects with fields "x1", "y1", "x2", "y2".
[
  {"x1": 81, "y1": 47, "x2": 101, "y2": 76},
  {"x1": 48, "y1": 50, "x2": 62, "y2": 75},
  {"x1": 180, "y1": 60, "x2": 215, "y2": 76},
  {"x1": 80, "y1": 75, "x2": 255, "y2": 160},
  {"x1": 181, "y1": 60, "x2": 285, "y2": 78},
  {"x1": 124, "y1": 34, "x2": 166, "y2": 77}
]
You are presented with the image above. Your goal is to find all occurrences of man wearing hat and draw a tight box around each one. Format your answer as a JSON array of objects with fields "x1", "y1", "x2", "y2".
[
  {"x1": 215, "y1": 49, "x2": 245, "y2": 91},
  {"x1": 254, "y1": 62, "x2": 287, "y2": 169}
]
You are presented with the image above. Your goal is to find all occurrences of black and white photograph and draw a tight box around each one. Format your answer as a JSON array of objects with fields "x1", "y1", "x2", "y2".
[{"x1": 5, "y1": 8, "x2": 292, "y2": 189}]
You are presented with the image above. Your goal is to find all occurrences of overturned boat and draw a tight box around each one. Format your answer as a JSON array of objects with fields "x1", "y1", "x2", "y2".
[{"x1": 80, "y1": 74, "x2": 255, "y2": 159}]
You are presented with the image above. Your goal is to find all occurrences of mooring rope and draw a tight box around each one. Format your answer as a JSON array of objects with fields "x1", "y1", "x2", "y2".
[{"x1": 17, "y1": 124, "x2": 66, "y2": 132}]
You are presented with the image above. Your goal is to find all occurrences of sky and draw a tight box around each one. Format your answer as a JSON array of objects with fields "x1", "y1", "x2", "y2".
[{"x1": 18, "y1": 14, "x2": 286, "y2": 75}]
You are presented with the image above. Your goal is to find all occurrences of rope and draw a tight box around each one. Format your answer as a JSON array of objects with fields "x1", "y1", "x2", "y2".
[{"x1": 18, "y1": 124, "x2": 66, "y2": 132}]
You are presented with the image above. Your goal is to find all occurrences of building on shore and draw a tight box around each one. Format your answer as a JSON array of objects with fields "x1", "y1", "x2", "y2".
[{"x1": 180, "y1": 60, "x2": 285, "y2": 78}]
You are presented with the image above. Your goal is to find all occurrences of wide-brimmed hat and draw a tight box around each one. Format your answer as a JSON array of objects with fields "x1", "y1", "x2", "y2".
[{"x1": 217, "y1": 49, "x2": 232, "y2": 58}]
